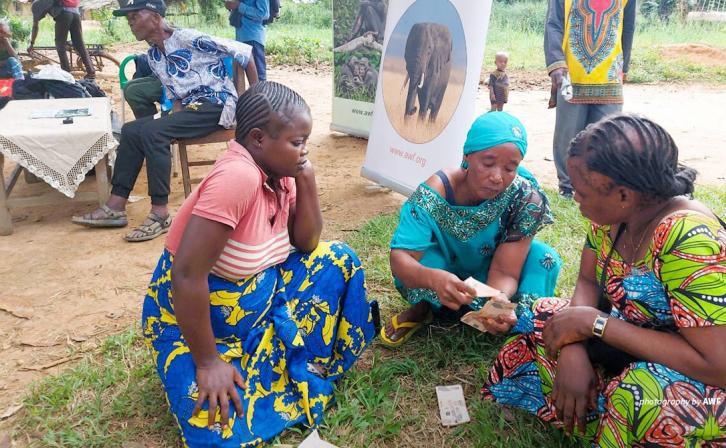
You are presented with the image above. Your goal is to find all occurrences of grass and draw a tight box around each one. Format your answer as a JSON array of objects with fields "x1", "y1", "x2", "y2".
[
  {"x1": 12, "y1": 0, "x2": 726, "y2": 80},
  {"x1": 13, "y1": 186, "x2": 726, "y2": 447}
]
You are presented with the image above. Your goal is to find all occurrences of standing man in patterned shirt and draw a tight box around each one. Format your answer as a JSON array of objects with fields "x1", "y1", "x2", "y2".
[
  {"x1": 545, "y1": 0, "x2": 635, "y2": 197},
  {"x1": 72, "y1": 0, "x2": 258, "y2": 242}
]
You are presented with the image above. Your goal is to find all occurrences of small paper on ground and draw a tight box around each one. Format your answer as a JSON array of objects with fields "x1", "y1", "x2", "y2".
[
  {"x1": 298, "y1": 429, "x2": 339, "y2": 448},
  {"x1": 436, "y1": 384, "x2": 471, "y2": 426}
]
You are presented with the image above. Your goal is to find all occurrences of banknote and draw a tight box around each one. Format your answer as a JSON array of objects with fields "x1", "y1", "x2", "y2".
[
  {"x1": 463, "y1": 277, "x2": 501, "y2": 298},
  {"x1": 461, "y1": 300, "x2": 517, "y2": 333}
]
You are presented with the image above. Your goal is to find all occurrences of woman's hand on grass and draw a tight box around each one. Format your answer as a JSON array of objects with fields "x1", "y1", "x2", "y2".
[{"x1": 193, "y1": 358, "x2": 246, "y2": 430}]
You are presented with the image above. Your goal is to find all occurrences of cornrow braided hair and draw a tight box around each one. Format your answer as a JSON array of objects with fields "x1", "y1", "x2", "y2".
[
  {"x1": 235, "y1": 81, "x2": 310, "y2": 142},
  {"x1": 568, "y1": 113, "x2": 697, "y2": 201}
]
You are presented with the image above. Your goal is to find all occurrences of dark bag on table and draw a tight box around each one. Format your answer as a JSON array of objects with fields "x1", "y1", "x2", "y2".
[
  {"x1": 77, "y1": 79, "x2": 106, "y2": 97},
  {"x1": 12, "y1": 77, "x2": 90, "y2": 100}
]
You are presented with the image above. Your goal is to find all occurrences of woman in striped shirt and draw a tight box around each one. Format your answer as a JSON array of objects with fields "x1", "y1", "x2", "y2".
[{"x1": 141, "y1": 81, "x2": 377, "y2": 447}]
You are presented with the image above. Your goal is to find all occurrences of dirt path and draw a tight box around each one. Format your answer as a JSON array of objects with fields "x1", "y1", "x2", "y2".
[{"x1": 1, "y1": 65, "x2": 725, "y2": 420}]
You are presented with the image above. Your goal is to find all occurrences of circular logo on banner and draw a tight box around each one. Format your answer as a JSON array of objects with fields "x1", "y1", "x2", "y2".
[{"x1": 381, "y1": 0, "x2": 467, "y2": 144}]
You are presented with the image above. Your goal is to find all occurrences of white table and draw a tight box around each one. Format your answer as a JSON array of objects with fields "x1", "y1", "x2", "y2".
[{"x1": 0, "y1": 97, "x2": 118, "y2": 235}]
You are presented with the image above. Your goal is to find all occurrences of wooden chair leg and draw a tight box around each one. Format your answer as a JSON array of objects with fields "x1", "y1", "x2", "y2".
[
  {"x1": 172, "y1": 143, "x2": 180, "y2": 178},
  {"x1": 94, "y1": 155, "x2": 110, "y2": 205},
  {"x1": 0, "y1": 154, "x2": 13, "y2": 236},
  {"x1": 178, "y1": 142, "x2": 192, "y2": 198}
]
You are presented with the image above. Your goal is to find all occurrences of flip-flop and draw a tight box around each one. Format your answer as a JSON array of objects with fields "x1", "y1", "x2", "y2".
[
  {"x1": 379, "y1": 309, "x2": 434, "y2": 348},
  {"x1": 71, "y1": 204, "x2": 128, "y2": 228}
]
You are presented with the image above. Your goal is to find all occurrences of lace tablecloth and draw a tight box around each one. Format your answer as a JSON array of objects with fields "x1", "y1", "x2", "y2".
[{"x1": 0, "y1": 97, "x2": 117, "y2": 198}]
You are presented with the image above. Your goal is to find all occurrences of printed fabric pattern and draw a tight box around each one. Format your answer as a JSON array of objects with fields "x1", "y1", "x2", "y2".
[
  {"x1": 142, "y1": 242, "x2": 376, "y2": 447},
  {"x1": 391, "y1": 174, "x2": 561, "y2": 311},
  {"x1": 405, "y1": 175, "x2": 553, "y2": 244},
  {"x1": 563, "y1": 0, "x2": 628, "y2": 103},
  {"x1": 147, "y1": 28, "x2": 252, "y2": 129},
  {"x1": 482, "y1": 211, "x2": 726, "y2": 447}
]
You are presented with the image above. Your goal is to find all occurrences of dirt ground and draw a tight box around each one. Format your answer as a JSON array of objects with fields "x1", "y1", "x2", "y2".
[{"x1": 1, "y1": 54, "x2": 725, "y2": 429}]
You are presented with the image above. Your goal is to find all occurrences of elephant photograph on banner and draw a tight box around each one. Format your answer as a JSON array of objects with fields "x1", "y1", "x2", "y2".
[
  {"x1": 333, "y1": 0, "x2": 389, "y2": 102},
  {"x1": 381, "y1": 0, "x2": 467, "y2": 144}
]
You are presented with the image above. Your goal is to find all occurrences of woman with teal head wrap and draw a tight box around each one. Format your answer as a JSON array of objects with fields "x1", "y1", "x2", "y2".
[{"x1": 380, "y1": 111, "x2": 562, "y2": 347}]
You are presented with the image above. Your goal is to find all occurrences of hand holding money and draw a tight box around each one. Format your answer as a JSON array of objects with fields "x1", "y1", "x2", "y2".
[{"x1": 460, "y1": 277, "x2": 518, "y2": 334}]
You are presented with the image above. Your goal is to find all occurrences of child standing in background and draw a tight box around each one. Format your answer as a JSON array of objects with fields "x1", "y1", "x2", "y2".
[{"x1": 489, "y1": 51, "x2": 509, "y2": 111}]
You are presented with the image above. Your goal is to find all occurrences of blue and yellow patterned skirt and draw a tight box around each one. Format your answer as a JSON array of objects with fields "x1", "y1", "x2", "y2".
[{"x1": 142, "y1": 241, "x2": 377, "y2": 447}]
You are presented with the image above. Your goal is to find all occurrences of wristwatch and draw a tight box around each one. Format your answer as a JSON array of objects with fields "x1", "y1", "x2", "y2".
[{"x1": 592, "y1": 314, "x2": 609, "y2": 338}]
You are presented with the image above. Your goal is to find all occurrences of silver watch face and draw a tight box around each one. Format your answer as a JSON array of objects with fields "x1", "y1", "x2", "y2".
[{"x1": 593, "y1": 316, "x2": 607, "y2": 336}]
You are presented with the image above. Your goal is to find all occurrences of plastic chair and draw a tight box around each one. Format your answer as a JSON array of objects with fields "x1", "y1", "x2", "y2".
[
  {"x1": 118, "y1": 54, "x2": 135, "y2": 124},
  {"x1": 118, "y1": 55, "x2": 178, "y2": 177},
  {"x1": 118, "y1": 55, "x2": 172, "y2": 123}
]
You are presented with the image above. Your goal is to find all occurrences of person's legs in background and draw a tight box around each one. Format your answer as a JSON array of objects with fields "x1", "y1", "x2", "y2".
[
  {"x1": 123, "y1": 76, "x2": 162, "y2": 119},
  {"x1": 244, "y1": 40, "x2": 266, "y2": 81},
  {"x1": 552, "y1": 89, "x2": 589, "y2": 197},
  {"x1": 73, "y1": 101, "x2": 224, "y2": 241},
  {"x1": 587, "y1": 102, "x2": 623, "y2": 129},
  {"x1": 114, "y1": 103, "x2": 224, "y2": 212},
  {"x1": 67, "y1": 12, "x2": 95, "y2": 78},
  {"x1": 53, "y1": 11, "x2": 73, "y2": 73}
]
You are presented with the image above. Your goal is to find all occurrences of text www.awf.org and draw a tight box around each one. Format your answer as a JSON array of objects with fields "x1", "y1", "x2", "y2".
[{"x1": 389, "y1": 146, "x2": 427, "y2": 168}]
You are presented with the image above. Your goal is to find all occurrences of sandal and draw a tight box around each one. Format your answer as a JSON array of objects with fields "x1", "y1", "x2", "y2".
[
  {"x1": 123, "y1": 212, "x2": 172, "y2": 242},
  {"x1": 379, "y1": 309, "x2": 434, "y2": 348},
  {"x1": 72, "y1": 204, "x2": 128, "y2": 227}
]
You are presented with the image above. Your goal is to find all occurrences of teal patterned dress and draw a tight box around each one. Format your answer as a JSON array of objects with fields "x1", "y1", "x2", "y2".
[{"x1": 390, "y1": 173, "x2": 562, "y2": 313}]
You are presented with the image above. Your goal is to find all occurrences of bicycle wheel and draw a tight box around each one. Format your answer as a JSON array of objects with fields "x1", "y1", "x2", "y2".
[{"x1": 74, "y1": 51, "x2": 120, "y2": 74}]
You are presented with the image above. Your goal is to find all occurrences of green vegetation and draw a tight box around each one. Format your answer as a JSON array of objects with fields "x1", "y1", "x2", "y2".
[
  {"x1": 484, "y1": 1, "x2": 726, "y2": 83},
  {"x1": 14, "y1": 187, "x2": 726, "y2": 447},
  {"x1": 10, "y1": 0, "x2": 726, "y2": 81}
]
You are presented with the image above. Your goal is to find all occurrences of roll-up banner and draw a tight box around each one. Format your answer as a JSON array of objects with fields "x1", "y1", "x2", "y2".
[
  {"x1": 361, "y1": 0, "x2": 493, "y2": 195},
  {"x1": 331, "y1": 0, "x2": 390, "y2": 137}
]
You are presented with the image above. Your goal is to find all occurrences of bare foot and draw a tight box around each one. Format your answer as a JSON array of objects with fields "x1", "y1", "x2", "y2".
[{"x1": 383, "y1": 301, "x2": 431, "y2": 342}]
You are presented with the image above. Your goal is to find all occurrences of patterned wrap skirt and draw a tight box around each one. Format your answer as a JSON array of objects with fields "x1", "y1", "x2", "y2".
[
  {"x1": 141, "y1": 241, "x2": 377, "y2": 447},
  {"x1": 482, "y1": 297, "x2": 726, "y2": 447}
]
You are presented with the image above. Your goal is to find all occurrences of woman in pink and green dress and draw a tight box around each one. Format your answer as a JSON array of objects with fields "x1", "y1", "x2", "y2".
[{"x1": 482, "y1": 113, "x2": 726, "y2": 446}]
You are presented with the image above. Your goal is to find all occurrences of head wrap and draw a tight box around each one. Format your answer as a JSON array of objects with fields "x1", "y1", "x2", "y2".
[
  {"x1": 463, "y1": 111, "x2": 527, "y2": 159},
  {"x1": 461, "y1": 111, "x2": 537, "y2": 185}
]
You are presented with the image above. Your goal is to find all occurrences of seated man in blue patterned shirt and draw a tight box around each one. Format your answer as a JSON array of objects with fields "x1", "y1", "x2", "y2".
[{"x1": 72, "y1": 0, "x2": 258, "y2": 242}]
